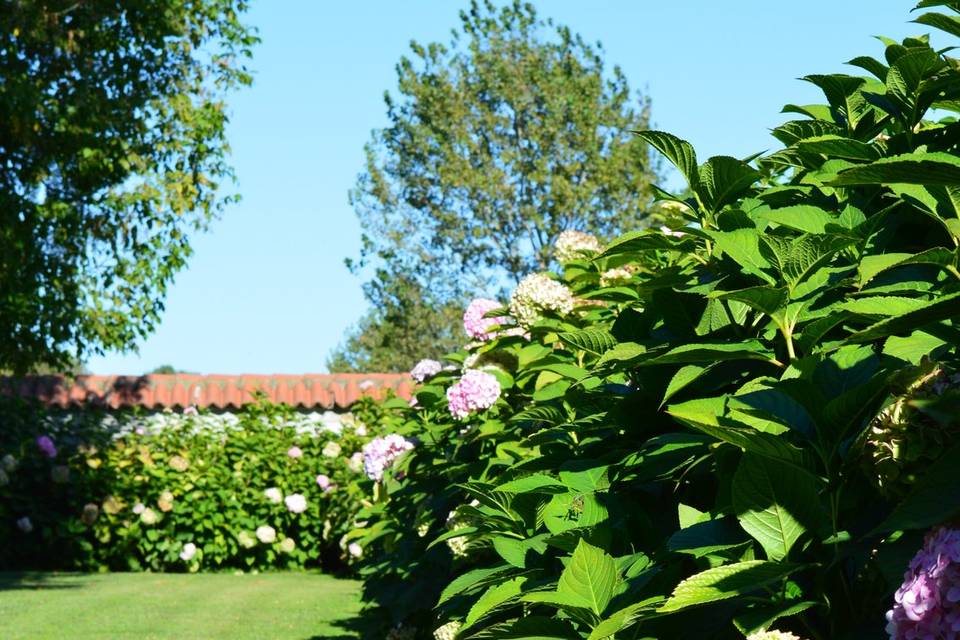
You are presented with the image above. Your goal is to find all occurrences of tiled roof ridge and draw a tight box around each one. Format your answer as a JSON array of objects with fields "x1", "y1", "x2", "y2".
[{"x1": 0, "y1": 373, "x2": 414, "y2": 411}]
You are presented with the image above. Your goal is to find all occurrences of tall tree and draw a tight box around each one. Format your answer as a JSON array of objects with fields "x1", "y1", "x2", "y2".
[
  {"x1": 0, "y1": 0, "x2": 257, "y2": 374},
  {"x1": 331, "y1": 0, "x2": 659, "y2": 372}
]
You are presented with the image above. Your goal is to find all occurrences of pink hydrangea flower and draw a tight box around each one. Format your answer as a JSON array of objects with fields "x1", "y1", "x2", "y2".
[
  {"x1": 36, "y1": 435, "x2": 57, "y2": 459},
  {"x1": 886, "y1": 526, "x2": 960, "y2": 639},
  {"x1": 410, "y1": 359, "x2": 443, "y2": 383},
  {"x1": 316, "y1": 474, "x2": 333, "y2": 492},
  {"x1": 463, "y1": 298, "x2": 505, "y2": 340},
  {"x1": 362, "y1": 435, "x2": 414, "y2": 482},
  {"x1": 287, "y1": 446, "x2": 303, "y2": 459},
  {"x1": 446, "y1": 370, "x2": 501, "y2": 420}
]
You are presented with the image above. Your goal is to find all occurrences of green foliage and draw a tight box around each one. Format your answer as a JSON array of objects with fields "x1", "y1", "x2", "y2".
[
  {"x1": 333, "y1": 0, "x2": 660, "y2": 372},
  {"x1": 345, "y1": 4, "x2": 960, "y2": 639},
  {"x1": 0, "y1": 1, "x2": 257, "y2": 374},
  {"x1": 0, "y1": 398, "x2": 383, "y2": 572}
]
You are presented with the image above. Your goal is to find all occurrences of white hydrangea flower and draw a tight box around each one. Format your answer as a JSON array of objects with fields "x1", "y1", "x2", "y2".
[
  {"x1": 446, "y1": 536, "x2": 469, "y2": 558},
  {"x1": 140, "y1": 508, "x2": 158, "y2": 525},
  {"x1": 600, "y1": 266, "x2": 636, "y2": 287},
  {"x1": 264, "y1": 487, "x2": 283, "y2": 504},
  {"x1": 2, "y1": 454, "x2": 17, "y2": 472},
  {"x1": 284, "y1": 493, "x2": 307, "y2": 514},
  {"x1": 348, "y1": 542, "x2": 363, "y2": 558},
  {"x1": 132, "y1": 502, "x2": 146, "y2": 515},
  {"x1": 255, "y1": 525, "x2": 276, "y2": 544},
  {"x1": 238, "y1": 530, "x2": 257, "y2": 548},
  {"x1": 554, "y1": 230, "x2": 601, "y2": 263},
  {"x1": 746, "y1": 631, "x2": 805, "y2": 640},
  {"x1": 279, "y1": 537, "x2": 296, "y2": 553},
  {"x1": 433, "y1": 620, "x2": 462, "y2": 640},
  {"x1": 509, "y1": 273, "x2": 576, "y2": 328},
  {"x1": 322, "y1": 441, "x2": 342, "y2": 458},
  {"x1": 179, "y1": 542, "x2": 197, "y2": 561},
  {"x1": 16, "y1": 516, "x2": 33, "y2": 533}
]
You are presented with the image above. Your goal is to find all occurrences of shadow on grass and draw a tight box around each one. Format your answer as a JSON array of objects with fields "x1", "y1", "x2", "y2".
[
  {"x1": 0, "y1": 572, "x2": 86, "y2": 591},
  {"x1": 304, "y1": 609, "x2": 381, "y2": 640}
]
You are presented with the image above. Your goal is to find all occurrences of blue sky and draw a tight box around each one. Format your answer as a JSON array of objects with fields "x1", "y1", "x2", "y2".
[{"x1": 89, "y1": 1, "x2": 919, "y2": 375}]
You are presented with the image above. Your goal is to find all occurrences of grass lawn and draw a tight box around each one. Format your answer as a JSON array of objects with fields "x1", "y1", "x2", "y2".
[{"x1": 0, "y1": 571, "x2": 366, "y2": 639}]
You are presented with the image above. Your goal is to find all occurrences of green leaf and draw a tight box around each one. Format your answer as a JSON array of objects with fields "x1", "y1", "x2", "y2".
[
  {"x1": 883, "y1": 330, "x2": 948, "y2": 364},
  {"x1": 668, "y1": 518, "x2": 750, "y2": 558},
  {"x1": 710, "y1": 286, "x2": 789, "y2": 317},
  {"x1": 757, "y1": 205, "x2": 847, "y2": 234},
  {"x1": 635, "y1": 131, "x2": 699, "y2": 190},
  {"x1": 843, "y1": 291, "x2": 960, "y2": 344},
  {"x1": 558, "y1": 328, "x2": 618, "y2": 355},
  {"x1": 598, "y1": 230, "x2": 691, "y2": 259},
  {"x1": 497, "y1": 617, "x2": 581, "y2": 639},
  {"x1": 587, "y1": 599, "x2": 662, "y2": 640},
  {"x1": 858, "y1": 248, "x2": 956, "y2": 287},
  {"x1": 704, "y1": 228, "x2": 777, "y2": 285},
  {"x1": 831, "y1": 152, "x2": 960, "y2": 186},
  {"x1": 492, "y1": 536, "x2": 540, "y2": 569},
  {"x1": 557, "y1": 539, "x2": 619, "y2": 616},
  {"x1": 698, "y1": 155, "x2": 760, "y2": 212},
  {"x1": 438, "y1": 565, "x2": 515, "y2": 605},
  {"x1": 667, "y1": 397, "x2": 814, "y2": 469},
  {"x1": 793, "y1": 135, "x2": 880, "y2": 161},
  {"x1": 732, "y1": 453, "x2": 825, "y2": 561},
  {"x1": 496, "y1": 474, "x2": 568, "y2": 494},
  {"x1": 914, "y1": 12, "x2": 960, "y2": 37},
  {"x1": 595, "y1": 342, "x2": 647, "y2": 367},
  {"x1": 659, "y1": 561, "x2": 800, "y2": 612},
  {"x1": 874, "y1": 443, "x2": 960, "y2": 533},
  {"x1": 641, "y1": 341, "x2": 776, "y2": 367},
  {"x1": 464, "y1": 576, "x2": 526, "y2": 627},
  {"x1": 733, "y1": 601, "x2": 818, "y2": 636},
  {"x1": 661, "y1": 364, "x2": 715, "y2": 407},
  {"x1": 839, "y1": 296, "x2": 927, "y2": 316},
  {"x1": 510, "y1": 404, "x2": 567, "y2": 425}
]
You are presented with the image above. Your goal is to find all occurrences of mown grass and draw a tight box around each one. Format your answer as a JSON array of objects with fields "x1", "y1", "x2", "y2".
[{"x1": 0, "y1": 571, "x2": 365, "y2": 639}]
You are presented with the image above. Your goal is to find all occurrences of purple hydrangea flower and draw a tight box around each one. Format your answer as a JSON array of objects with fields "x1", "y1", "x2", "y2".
[
  {"x1": 410, "y1": 359, "x2": 443, "y2": 383},
  {"x1": 361, "y1": 434, "x2": 414, "y2": 482},
  {"x1": 35, "y1": 435, "x2": 57, "y2": 459},
  {"x1": 887, "y1": 526, "x2": 960, "y2": 639},
  {"x1": 446, "y1": 370, "x2": 501, "y2": 420},
  {"x1": 463, "y1": 298, "x2": 505, "y2": 341}
]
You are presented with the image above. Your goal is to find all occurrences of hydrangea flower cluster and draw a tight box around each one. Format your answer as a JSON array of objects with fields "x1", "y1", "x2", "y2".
[
  {"x1": 446, "y1": 370, "x2": 501, "y2": 420},
  {"x1": 284, "y1": 493, "x2": 308, "y2": 514},
  {"x1": 554, "y1": 229, "x2": 601, "y2": 263},
  {"x1": 600, "y1": 266, "x2": 636, "y2": 287},
  {"x1": 433, "y1": 620, "x2": 462, "y2": 640},
  {"x1": 411, "y1": 358, "x2": 443, "y2": 383},
  {"x1": 180, "y1": 542, "x2": 197, "y2": 562},
  {"x1": 509, "y1": 273, "x2": 576, "y2": 328},
  {"x1": 256, "y1": 525, "x2": 277, "y2": 544},
  {"x1": 463, "y1": 298, "x2": 506, "y2": 340},
  {"x1": 886, "y1": 526, "x2": 960, "y2": 639},
  {"x1": 746, "y1": 631, "x2": 804, "y2": 640},
  {"x1": 36, "y1": 435, "x2": 57, "y2": 458},
  {"x1": 362, "y1": 434, "x2": 415, "y2": 481}
]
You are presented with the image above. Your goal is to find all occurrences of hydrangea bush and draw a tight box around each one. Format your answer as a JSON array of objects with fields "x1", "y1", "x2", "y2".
[
  {"x1": 0, "y1": 397, "x2": 395, "y2": 572},
  {"x1": 347, "y1": 5, "x2": 960, "y2": 638}
]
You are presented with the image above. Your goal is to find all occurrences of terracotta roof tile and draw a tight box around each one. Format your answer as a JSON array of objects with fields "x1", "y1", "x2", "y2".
[{"x1": 0, "y1": 374, "x2": 414, "y2": 411}]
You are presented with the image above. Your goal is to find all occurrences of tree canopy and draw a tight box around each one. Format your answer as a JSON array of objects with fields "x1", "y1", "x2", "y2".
[
  {"x1": 331, "y1": 0, "x2": 660, "y2": 372},
  {"x1": 0, "y1": 0, "x2": 256, "y2": 374}
]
